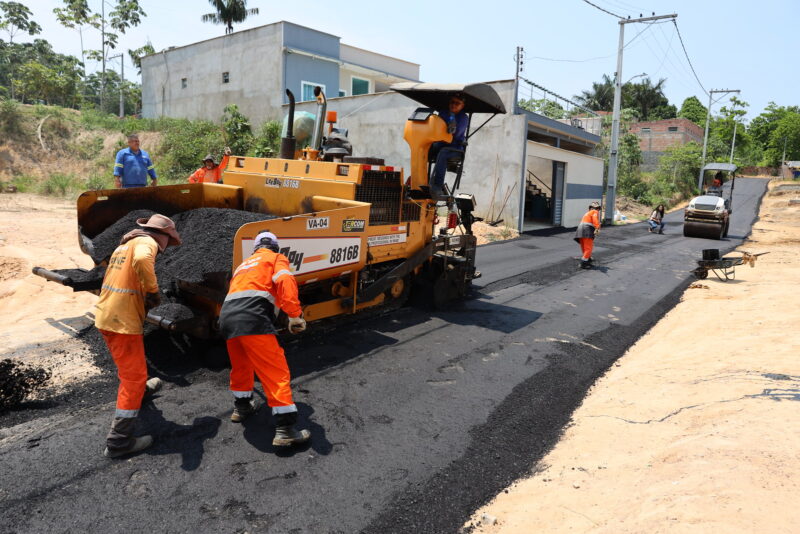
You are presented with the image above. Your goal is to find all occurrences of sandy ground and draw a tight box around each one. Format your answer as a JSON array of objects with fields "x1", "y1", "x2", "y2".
[
  {"x1": 467, "y1": 179, "x2": 800, "y2": 533},
  {"x1": 0, "y1": 193, "x2": 100, "y2": 389}
]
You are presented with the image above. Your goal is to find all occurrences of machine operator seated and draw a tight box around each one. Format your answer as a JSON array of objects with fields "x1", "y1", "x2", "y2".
[
  {"x1": 707, "y1": 172, "x2": 724, "y2": 197},
  {"x1": 428, "y1": 93, "x2": 468, "y2": 198}
]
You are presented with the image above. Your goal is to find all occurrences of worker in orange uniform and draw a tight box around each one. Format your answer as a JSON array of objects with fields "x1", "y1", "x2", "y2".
[
  {"x1": 218, "y1": 231, "x2": 311, "y2": 448},
  {"x1": 94, "y1": 214, "x2": 182, "y2": 458},
  {"x1": 574, "y1": 201, "x2": 602, "y2": 269},
  {"x1": 187, "y1": 147, "x2": 231, "y2": 184}
]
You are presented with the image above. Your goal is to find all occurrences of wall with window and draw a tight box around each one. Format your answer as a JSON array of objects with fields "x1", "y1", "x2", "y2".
[
  {"x1": 142, "y1": 23, "x2": 283, "y2": 124},
  {"x1": 284, "y1": 51, "x2": 340, "y2": 103}
]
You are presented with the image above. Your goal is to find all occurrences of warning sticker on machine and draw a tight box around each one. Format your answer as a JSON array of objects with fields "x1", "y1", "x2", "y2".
[
  {"x1": 367, "y1": 233, "x2": 407, "y2": 247},
  {"x1": 240, "y1": 237, "x2": 361, "y2": 275}
]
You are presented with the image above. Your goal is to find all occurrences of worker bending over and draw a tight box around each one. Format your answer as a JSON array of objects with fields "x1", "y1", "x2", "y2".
[
  {"x1": 219, "y1": 231, "x2": 311, "y2": 448},
  {"x1": 95, "y1": 214, "x2": 181, "y2": 458},
  {"x1": 188, "y1": 147, "x2": 231, "y2": 184},
  {"x1": 574, "y1": 201, "x2": 602, "y2": 269}
]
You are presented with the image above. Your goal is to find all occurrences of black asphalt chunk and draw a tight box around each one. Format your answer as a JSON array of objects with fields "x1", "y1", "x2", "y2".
[
  {"x1": 90, "y1": 209, "x2": 155, "y2": 263},
  {"x1": 155, "y1": 208, "x2": 276, "y2": 285}
]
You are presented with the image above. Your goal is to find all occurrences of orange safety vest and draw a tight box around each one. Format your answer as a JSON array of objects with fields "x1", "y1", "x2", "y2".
[
  {"x1": 218, "y1": 248, "x2": 302, "y2": 339},
  {"x1": 95, "y1": 236, "x2": 159, "y2": 334},
  {"x1": 187, "y1": 155, "x2": 230, "y2": 184}
]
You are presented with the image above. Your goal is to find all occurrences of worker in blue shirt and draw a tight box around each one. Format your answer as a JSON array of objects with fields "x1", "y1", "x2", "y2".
[
  {"x1": 114, "y1": 134, "x2": 158, "y2": 188},
  {"x1": 429, "y1": 93, "x2": 468, "y2": 199}
]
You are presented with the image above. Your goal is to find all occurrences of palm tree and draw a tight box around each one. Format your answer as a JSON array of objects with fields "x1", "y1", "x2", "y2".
[
  {"x1": 574, "y1": 74, "x2": 615, "y2": 112},
  {"x1": 623, "y1": 77, "x2": 669, "y2": 121},
  {"x1": 201, "y1": 0, "x2": 259, "y2": 35}
]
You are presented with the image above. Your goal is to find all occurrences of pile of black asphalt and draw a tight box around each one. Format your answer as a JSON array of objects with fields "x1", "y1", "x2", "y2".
[
  {"x1": 0, "y1": 179, "x2": 768, "y2": 534},
  {"x1": 88, "y1": 207, "x2": 276, "y2": 285}
]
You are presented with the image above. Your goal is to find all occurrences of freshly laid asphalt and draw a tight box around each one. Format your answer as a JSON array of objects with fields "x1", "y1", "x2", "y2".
[{"x1": 0, "y1": 178, "x2": 766, "y2": 534}]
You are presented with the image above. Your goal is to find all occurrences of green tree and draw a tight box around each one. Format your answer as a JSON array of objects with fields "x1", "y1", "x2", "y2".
[
  {"x1": 763, "y1": 112, "x2": 800, "y2": 166},
  {"x1": 128, "y1": 40, "x2": 154, "y2": 75},
  {"x1": 202, "y1": 0, "x2": 259, "y2": 35},
  {"x1": 710, "y1": 96, "x2": 750, "y2": 163},
  {"x1": 622, "y1": 77, "x2": 670, "y2": 121},
  {"x1": 0, "y1": 1, "x2": 41, "y2": 43},
  {"x1": 678, "y1": 96, "x2": 707, "y2": 126},
  {"x1": 222, "y1": 103, "x2": 253, "y2": 155},
  {"x1": 518, "y1": 98, "x2": 567, "y2": 119},
  {"x1": 54, "y1": 1, "x2": 146, "y2": 107},
  {"x1": 574, "y1": 74, "x2": 614, "y2": 112},
  {"x1": 748, "y1": 102, "x2": 800, "y2": 151}
]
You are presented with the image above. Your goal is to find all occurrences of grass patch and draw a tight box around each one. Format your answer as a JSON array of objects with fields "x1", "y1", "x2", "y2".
[{"x1": 39, "y1": 173, "x2": 79, "y2": 196}]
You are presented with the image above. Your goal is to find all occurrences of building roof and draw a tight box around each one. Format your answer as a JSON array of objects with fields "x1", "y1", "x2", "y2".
[{"x1": 141, "y1": 20, "x2": 417, "y2": 68}]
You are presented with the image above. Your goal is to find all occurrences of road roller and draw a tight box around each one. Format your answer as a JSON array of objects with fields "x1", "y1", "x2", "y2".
[{"x1": 683, "y1": 163, "x2": 736, "y2": 239}]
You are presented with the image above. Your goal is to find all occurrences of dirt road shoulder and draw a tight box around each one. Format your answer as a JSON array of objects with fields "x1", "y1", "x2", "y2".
[{"x1": 466, "y1": 180, "x2": 800, "y2": 533}]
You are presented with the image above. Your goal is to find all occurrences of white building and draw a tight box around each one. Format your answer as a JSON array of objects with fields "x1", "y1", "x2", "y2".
[{"x1": 140, "y1": 21, "x2": 420, "y2": 125}]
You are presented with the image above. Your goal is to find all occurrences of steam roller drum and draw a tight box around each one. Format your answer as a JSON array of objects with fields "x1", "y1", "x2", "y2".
[{"x1": 683, "y1": 221, "x2": 724, "y2": 240}]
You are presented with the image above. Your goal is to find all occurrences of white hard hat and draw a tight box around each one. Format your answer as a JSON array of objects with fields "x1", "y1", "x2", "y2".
[{"x1": 253, "y1": 231, "x2": 279, "y2": 254}]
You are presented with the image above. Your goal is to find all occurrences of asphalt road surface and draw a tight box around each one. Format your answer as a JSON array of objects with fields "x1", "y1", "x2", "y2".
[{"x1": 0, "y1": 178, "x2": 767, "y2": 534}]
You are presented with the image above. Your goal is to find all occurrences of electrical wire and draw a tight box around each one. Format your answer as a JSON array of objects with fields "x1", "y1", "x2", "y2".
[
  {"x1": 528, "y1": 53, "x2": 614, "y2": 63},
  {"x1": 580, "y1": 0, "x2": 624, "y2": 19},
  {"x1": 672, "y1": 19, "x2": 708, "y2": 96}
]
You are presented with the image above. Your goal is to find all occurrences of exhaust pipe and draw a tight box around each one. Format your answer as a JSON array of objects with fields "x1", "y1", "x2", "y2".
[
  {"x1": 310, "y1": 86, "x2": 327, "y2": 151},
  {"x1": 280, "y1": 89, "x2": 297, "y2": 159}
]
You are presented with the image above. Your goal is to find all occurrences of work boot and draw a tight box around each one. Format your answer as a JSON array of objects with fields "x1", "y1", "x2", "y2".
[
  {"x1": 231, "y1": 397, "x2": 257, "y2": 423},
  {"x1": 104, "y1": 436, "x2": 153, "y2": 459},
  {"x1": 580, "y1": 259, "x2": 592, "y2": 269},
  {"x1": 104, "y1": 416, "x2": 152, "y2": 458},
  {"x1": 144, "y1": 377, "x2": 162, "y2": 397},
  {"x1": 272, "y1": 412, "x2": 311, "y2": 447}
]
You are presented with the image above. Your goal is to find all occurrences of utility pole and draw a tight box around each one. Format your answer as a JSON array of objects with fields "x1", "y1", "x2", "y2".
[
  {"x1": 699, "y1": 88, "x2": 740, "y2": 190},
  {"x1": 782, "y1": 136, "x2": 788, "y2": 164},
  {"x1": 729, "y1": 100, "x2": 738, "y2": 164},
  {"x1": 604, "y1": 12, "x2": 677, "y2": 225},
  {"x1": 514, "y1": 46, "x2": 524, "y2": 111},
  {"x1": 109, "y1": 54, "x2": 124, "y2": 118},
  {"x1": 101, "y1": 0, "x2": 105, "y2": 111}
]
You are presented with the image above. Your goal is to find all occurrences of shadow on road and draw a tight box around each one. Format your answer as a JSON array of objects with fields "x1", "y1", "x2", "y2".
[{"x1": 138, "y1": 401, "x2": 221, "y2": 471}]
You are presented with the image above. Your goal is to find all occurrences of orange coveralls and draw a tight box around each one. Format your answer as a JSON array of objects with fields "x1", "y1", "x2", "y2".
[
  {"x1": 218, "y1": 249, "x2": 302, "y2": 414},
  {"x1": 187, "y1": 155, "x2": 230, "y2": 184},
  {"x1": 94, "y1": 236, "x2": 159, "y2": 417},
  {"x1": 575, "y1": 209, "x2": 601, "y2": 261}
]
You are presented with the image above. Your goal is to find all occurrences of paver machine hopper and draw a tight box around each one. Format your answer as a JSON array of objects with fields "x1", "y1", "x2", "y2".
[{"x1": 32, "y1": 83, "x2": 506, "y2": 339}]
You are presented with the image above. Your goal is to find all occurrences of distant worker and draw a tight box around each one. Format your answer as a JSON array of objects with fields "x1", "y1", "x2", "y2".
[
  {"x1": 95, "y1": 214, "x2": 181, "y2": 458},
  {"x1": 218, "y1": 231, "x2": 311, "y2": 448},
  {"x1": 648, "y1": 204, "x2": 666, "y2": 234},
  {"x1": 707, "y1": 172, "x2": 724, "y2": 196},
  {"x1": 574, "y1": 201, "x2": 602, "y2": 269},
  {"x1": 188, "y1": 147, "x2": 232, "y2": 184},
  {"x1": 114, "y1": 133, "x2": 157, "y2": 188},
  {"x1": 429, "y1": 93, "x2": 468, "y2": 199}
]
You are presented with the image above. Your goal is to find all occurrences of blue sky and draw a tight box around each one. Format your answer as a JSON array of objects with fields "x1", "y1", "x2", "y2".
[{"x1": 27, "y1": 0, "x2": 799, "y2": 121}]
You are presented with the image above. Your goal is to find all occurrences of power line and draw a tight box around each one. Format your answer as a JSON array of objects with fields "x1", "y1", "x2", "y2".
[
  {"x1": 528, "y1": 53, "x2": 614, "y2": 63},
  {"x1": 672, "y1": 19, "x2": 708, "y2": 96},
  {"x1": 581, "y1": 0, "x2": 624, "y2": 19}
]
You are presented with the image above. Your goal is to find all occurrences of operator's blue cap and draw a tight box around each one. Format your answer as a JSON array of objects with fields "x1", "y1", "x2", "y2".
[{"x1": 253, "y1": 231, "x2": 279, "y2": 254}]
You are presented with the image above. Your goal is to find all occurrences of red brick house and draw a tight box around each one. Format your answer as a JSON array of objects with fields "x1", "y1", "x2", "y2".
[{"x1": 629, "y1": 118, "x2": 704, "y2": 170}]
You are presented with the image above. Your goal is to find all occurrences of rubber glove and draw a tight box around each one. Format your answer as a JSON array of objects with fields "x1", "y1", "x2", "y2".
[{"x1": 288, "y1": 316, "x2": 306, "y2": 334}]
